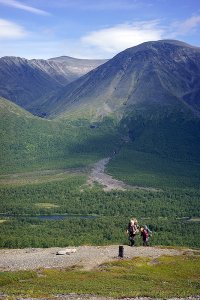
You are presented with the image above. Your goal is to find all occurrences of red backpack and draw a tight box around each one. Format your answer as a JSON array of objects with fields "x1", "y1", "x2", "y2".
[{"x1": 143, "y1": 229, "x2": 149, "y2": 238}]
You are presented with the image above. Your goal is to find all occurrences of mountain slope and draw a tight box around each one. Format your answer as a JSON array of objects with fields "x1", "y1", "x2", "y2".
[
  {"x1": 41, "y1": 40, "x2": 200, "y2": 163},
  {"x1": 1, "y1": 40, "x2": 200, "y2": 173},
  {"x1": 47, "y1": 40, "x2": 200, "y2": 119},
  {"x1": 48, "y1": 56, "x2": 107, "y2": 81},
  {"x1": 0, "y1": 97, "x2": 119, "y2": 173},
  {"x1": 0, "y1": 56, "x2": 106, "y2": 117}
]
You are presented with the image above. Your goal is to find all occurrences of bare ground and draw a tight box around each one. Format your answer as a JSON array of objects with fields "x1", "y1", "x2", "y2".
[
  {"x1": 0, "y1": 247, "x2": 199, "y2": 300},
  {"x1": 0, "y1": 245, "x2": 198, "y2": 272}
]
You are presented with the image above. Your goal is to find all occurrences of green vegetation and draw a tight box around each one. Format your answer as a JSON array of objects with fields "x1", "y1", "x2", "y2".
[
  {"x1": 0, "y1": 255, "x2": 199, "y2": 298},
  {"x1": 34, "y1": 203, "x2": 60, "y2": 209},
  {"x1": 0, "y1": 170, "x2": 199, "y2": 248},
  {"x1": 107, "y1": 148, "x2": 200, "y2": 188},
  {"x1": 0, "y1": 97, "x2": 200, "y2": 249},
  {"x1": 0, "y1": 98, "x2": 120, "y2": 174},
  {"x1": 120, "y1": 106, "x2": 200, "y2": 162},
  {"x1": 0, "y1": 220, "x2": 7, "y2": 224}
]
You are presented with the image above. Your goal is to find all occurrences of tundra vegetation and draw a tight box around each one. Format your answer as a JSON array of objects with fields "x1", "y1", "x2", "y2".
[{"x1": 0, "y1": 255, "x2": 200, "y2": 298}]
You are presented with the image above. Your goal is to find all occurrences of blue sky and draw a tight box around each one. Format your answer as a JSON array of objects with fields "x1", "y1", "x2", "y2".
[{"x1": 0, "y1": 0, "x2": 200, "y2": 59}]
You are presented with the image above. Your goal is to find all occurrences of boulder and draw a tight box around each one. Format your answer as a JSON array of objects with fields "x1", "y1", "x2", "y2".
[{"x1": 56, "y1": 248, "x2": 77, "y2": 255}]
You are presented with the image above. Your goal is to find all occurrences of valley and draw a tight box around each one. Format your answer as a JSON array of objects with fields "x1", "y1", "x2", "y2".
[
  {"x1": 0, "y1": 40, "x2": 200, "y2": 247},
  {"x1": 0, "y1": 148, "x2": 199, "y2": 249}
]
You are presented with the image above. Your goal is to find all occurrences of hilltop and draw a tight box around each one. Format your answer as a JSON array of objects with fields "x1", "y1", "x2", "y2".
[{"x1": 0, "y1": 245, "x2": 194, "y2": 271}]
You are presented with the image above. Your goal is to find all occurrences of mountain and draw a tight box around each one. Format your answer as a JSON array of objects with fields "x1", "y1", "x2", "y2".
[
  {"x1": 48, "y1": 56, "x2": 108, "y2": 81},
  {"x1": 41, "y1": 40, "x2": 200, "y2": 163},
  {"x1": 1, "y1": 40, "x2": 200, "y2": 173},
  {"x1": 0, "y1": 56, "x2": 107, "y2": 116},
  {"x1": 46, "y1": 40, "x2": 200, "y2": 119}
]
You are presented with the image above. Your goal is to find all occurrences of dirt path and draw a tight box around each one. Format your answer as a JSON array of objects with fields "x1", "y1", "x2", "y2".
[
  {"x1": 87, "y1": 158, "x2": 158, "y2": 191},
  {"x1": 0, "y1": 245, "x2": 196, "y2": 272}
]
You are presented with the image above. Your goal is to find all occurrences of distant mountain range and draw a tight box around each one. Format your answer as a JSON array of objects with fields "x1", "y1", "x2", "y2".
[
  {"x1": 0, "y1": 56, "x2": 107, "y2": 116},
  {"x1": 1, "y1": 40, "x2": 200, "y2": 173}
]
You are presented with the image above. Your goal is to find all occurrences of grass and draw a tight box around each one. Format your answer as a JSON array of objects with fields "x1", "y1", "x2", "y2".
[
  {"x1": 34, "y1": 203, "x2": 60, "y2": 209},
  {"x1": 187, "y1": 217, "x2": 200, "y2": 222},
  {"x1": 0, "y1": 168, "x2": 86, "y2": 186},
  {"x1": 0, "y1": 255, "x2": 199, "y2": 298},
  {"x1": 0, "y1": 220, "x2": 7, "y2": 224}
]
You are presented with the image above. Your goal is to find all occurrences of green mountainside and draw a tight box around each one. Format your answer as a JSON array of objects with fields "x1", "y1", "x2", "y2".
[
  {"x1": 0, "y1": 97, "x2": 119, "y2": 173},
  {"x1": 1, "y1": 40, "x2": 200, "y2": 173},
  {"x1": 27, "y1": 40, "x2": 200, "y2": 167}
]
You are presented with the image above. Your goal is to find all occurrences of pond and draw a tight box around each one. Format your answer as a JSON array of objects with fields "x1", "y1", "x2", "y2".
[{"x1": 0, "y1": 214, "x2": 98, "y2": 221}]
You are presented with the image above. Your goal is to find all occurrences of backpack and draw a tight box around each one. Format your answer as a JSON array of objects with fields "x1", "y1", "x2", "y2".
[
  {"x1": 128, "y1": 223, "x2": 137, "y2": 235},
  {"x1": 143, "y1": 229, "x2": 149, "y2": 238}
]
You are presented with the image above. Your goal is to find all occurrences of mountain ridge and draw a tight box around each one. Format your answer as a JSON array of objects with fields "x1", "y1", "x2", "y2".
[
  {"x1": 0, "y1": 55, "x2": 107, "y2": 116},
  {"x1": 44, "y1": 40, "x2": 200, "y2": 119}
]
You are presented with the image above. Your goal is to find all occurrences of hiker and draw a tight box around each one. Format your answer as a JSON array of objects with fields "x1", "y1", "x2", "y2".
[
  {"x1": 140, "y1": 225, "x2": 152, "y2": 246},
  {"x1": 126, "y1": 218, "x2": 139, "y2": 246}
]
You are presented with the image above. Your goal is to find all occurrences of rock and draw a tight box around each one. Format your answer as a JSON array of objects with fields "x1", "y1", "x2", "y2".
[{"x1": 56, "y1": 248, "x2": 77, "y2": 255}]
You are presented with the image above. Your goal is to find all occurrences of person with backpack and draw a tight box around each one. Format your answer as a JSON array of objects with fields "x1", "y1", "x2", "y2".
[
  {"x1": 140, "y1": 225, "x2": 152, "y2": 246},
  {"x1": 126, "y1": 219, "x2": 139, "y2": 246}
]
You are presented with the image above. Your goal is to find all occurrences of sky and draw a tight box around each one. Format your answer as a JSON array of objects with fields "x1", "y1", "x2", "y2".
[{"x1": 0, "y1": 0, "x2": 200, "y2": 59}]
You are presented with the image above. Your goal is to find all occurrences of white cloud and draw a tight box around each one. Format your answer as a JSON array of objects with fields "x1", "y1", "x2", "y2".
[
  {"x1": 0, "y1": 0, "x2": 50, "y2": 15},
  {"x1": 0, "y1": 18, "x2": 27, "y2": 39},
  {"x1": 1, "y1": 15, "x2": 200, "y2": 60},
  {"x1": 172, "y1": 15, "x2": 200, "y2": 35},
  {"x1": 81, "y1": 21, "x2": 164, "y2": 54}
]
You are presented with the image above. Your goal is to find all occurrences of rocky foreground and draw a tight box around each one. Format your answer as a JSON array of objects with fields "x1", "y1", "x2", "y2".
[{"x1": 0, "y1": 245, "x2": 198, "y2": 272}]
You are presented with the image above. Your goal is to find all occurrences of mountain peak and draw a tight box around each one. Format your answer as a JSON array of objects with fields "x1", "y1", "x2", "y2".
[
  {"x1": 118, "y1": 39, "x2": 199, "y2": 57},
  {"x1": 46, "y1": 39, "x2": 200, "y2": 119}
]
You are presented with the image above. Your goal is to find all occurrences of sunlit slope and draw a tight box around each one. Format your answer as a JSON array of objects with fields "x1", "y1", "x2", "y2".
[
  {"x1": 0, "y1": 97, "x2": 120, "y2": 173},
  {"x1": 47, "y1": 40, "x2": 200, "y2": 119},
  {"x1": 44, "y1": 40, "x2": 200, "y2": 165}
]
